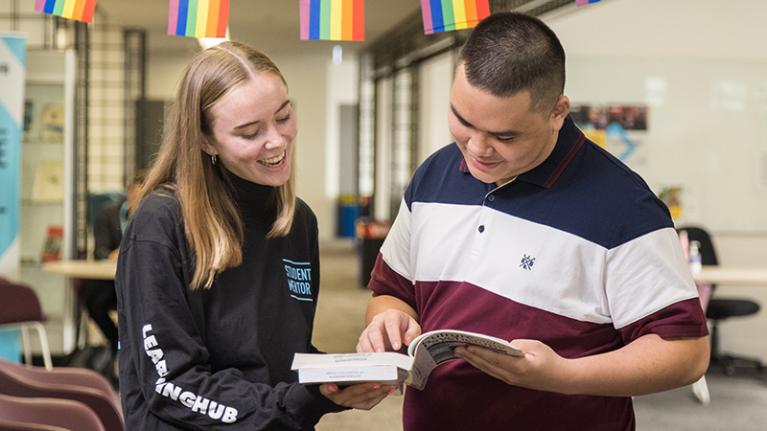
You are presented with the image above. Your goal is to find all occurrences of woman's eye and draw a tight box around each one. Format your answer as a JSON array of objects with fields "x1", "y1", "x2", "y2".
[
  {"x1": 276, "y1": 114, "x2": 291, "y2": 124},
  {"x1": 243, "y1": 130, "x2": 261, "y2": 139}
]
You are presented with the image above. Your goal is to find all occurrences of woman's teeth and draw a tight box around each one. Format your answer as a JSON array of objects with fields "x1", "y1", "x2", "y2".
[{"x1": 258, "y1": 152, "x2": 286, "y2": 167}]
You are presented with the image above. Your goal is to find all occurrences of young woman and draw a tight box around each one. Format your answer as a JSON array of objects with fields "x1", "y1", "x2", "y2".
[{"x1": 116, "y1": 41, "x2": 392, "y2": 430}]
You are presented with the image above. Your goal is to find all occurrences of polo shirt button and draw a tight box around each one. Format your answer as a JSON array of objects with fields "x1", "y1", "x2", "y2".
[
  {"x1": 478, "y1": 225, "x2": 485, "y2": 233},
  {"x1": 488, "y1": 195, "x2": 495, "y2": 202}
]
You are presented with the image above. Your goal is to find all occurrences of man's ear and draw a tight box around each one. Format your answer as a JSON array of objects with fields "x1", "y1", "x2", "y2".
[{"x1": 549, "y1": 95, "x2": 570, "y2": 131}]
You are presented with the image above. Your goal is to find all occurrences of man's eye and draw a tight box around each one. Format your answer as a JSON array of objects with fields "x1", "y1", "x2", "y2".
[{"x1": 496, "y1": 135, "x2": 517, "y2": 142}]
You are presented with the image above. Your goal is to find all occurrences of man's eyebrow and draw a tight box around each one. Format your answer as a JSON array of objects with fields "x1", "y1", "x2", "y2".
[
  {"x1": 450, "y1": 104, "x2": 520, "y2": 137},
  {"x1": 451, "y1": 104, "x2": 474, "y2": 129},
  {"x1": 233, "y1": 101, "x2": 291, "y2": 130}
]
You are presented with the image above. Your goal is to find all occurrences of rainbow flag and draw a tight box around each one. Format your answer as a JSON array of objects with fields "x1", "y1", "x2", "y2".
[
  {"x1": 575, "y1": 0, "x2": 601, "y2": 5},
  {"x1": 34, "y1": 0, "x2": 97, "y2": 23},
  {"x1": 421, "y1": 0, "x2": 491, "y2": 35},
  {"x1": 168, "y1": 0, "x2": 230, "y2": 38},
  {"x1": 300, "y1": 0, "x2": 365, "y2": 42}
]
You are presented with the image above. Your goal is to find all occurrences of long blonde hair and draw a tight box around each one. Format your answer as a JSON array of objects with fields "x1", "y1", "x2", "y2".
[{"x1": 138, "y1": 41, "x2": 296, "y2": 289}]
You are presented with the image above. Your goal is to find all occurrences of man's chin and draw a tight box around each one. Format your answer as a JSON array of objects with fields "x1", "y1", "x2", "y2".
[{"x1": 467, "y1": 168, "x2": 499, "y2": 185}]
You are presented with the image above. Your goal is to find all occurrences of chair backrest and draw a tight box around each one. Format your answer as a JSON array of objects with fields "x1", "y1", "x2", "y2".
[
  {"x1": 0, "y1": 419, "x2": 69, "y2": 431},
  {"x1": 0, "y1": 394, "x2": 104, "y2": 431},
  {"x1": 676, "y1": 226, "x2": 717, "y2": 310},
  {"x1": 677, "y1": 226, "x2": 719, "y2": 266},
  {"x1": 0, "y1": 360, "x2": 120, "y2": 410},
  {"x1": 0, "y1": 360, "x2": 123, "y2": 431},
  {"x1": 0, "y1": 279, "x2": 44, "y2": 325}
]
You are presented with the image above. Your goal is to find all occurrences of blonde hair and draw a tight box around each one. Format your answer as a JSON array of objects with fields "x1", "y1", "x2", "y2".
[{"x1": 138, "y1": 41, "x2": 296, "y2": 289}]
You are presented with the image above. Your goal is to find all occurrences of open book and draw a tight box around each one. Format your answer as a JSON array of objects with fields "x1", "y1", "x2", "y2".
[{"x1": 291, "y1": 329, "x2": 524, "y2": 390}]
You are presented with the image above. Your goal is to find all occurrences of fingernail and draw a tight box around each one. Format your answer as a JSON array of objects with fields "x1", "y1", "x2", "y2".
[
  {"x1": 387, "y1": 387, "x2": 397, "y2": 394},
  {"x1": 327, "y1": 385, "x2": 338, "y2": 393},
  {"x1": 372, "y1": 384, "x2": 381, "y2": 390}
]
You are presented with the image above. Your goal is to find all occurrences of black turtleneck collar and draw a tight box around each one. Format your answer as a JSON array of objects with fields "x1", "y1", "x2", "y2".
[{"x1": 222, "y1": 168, "x2": 277, "y2": 223}]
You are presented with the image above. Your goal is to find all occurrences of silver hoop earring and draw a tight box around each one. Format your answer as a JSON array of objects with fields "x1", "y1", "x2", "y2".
[{"x1": 211, "y1": 154, "x2": 217, "y2": 165}]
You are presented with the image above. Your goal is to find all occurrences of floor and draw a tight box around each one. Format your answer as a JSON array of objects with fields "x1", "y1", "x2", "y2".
[{"x1": 313, "y1": 241, "x2": 767, "y2": 431}]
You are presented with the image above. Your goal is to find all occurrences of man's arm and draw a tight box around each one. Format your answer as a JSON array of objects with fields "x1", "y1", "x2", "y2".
[
  {"x1": 357, "y1": 295, "x2": 421, "y2": 353},
  {"x1": 455, "y1": 333, "x2": 709, "y2": 397}
]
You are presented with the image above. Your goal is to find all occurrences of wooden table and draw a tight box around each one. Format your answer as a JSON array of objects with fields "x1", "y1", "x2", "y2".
[
  {"x1": 42, "y1": 260, "x2": 117, "y2": 353},
  {"x1": 693, "y1": 266, "x2": 767, "y2": 287}
]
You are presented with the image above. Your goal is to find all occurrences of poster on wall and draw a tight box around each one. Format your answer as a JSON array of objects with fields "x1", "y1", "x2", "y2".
[
  {"x1": 0, "y1": 33, "x2": 27, "y2": 362},
  {"x1": 570, "y1": 104, "x2": 649, "y2": 165}
]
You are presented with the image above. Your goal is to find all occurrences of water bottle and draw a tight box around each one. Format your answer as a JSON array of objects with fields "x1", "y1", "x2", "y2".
[{"x1": 689, "y1": 240, "x2": 702, "y2": 274}]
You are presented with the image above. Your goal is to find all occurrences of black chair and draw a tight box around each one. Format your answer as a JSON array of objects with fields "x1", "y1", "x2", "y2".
[{"x1": 678, "y1": 226, "x2": 763, "y2": 375}]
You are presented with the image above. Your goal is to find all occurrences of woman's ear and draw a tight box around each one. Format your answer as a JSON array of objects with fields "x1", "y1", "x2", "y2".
[{"x1": 201, "y1": 135, "x2": 217, "y2": 157}]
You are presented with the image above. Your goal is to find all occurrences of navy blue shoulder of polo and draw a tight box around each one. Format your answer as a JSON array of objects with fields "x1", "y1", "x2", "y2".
[
  {"x1": 404, "y1": 117, "x2": 673, "y2": 249},
  {"x1": 517, "y1": 117, "x2": 585, "y2": 188}
]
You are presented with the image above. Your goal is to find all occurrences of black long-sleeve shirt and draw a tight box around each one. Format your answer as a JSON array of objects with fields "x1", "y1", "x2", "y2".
[
  {"x1": 93, "y1": 199, "x2": 123, "y2": 260},
  {"x1": 116, "y1": 174, "x2": 343, "y2": 430}
]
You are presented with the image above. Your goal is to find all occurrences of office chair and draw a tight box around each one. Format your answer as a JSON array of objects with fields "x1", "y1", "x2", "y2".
[
  {"x1": 0, "y1": 278, "x2": 53, "y2": 370},
  {"x1": 0, "y1": 394, "x2": 104, "y2": 431},
  {"x1": 0, "y1": 420, "x2": 68, "y2": 431},
  {"x1": 677, "y1": 226, "x2": 763, "y2": 375}
]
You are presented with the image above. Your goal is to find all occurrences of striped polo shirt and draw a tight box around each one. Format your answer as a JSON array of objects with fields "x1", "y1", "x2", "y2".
[{"x1": 369, "y1": 117, "x2": 708, "y2": 431}]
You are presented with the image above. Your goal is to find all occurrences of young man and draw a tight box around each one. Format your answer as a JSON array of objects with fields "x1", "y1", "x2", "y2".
[{"x1": 356, "y1": 12, "x2": 709, "y2": 431}]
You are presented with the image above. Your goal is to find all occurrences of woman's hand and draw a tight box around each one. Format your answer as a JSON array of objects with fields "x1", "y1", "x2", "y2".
[{"x1": 319, "y1": 383, "x2": 398, "y2": 410}]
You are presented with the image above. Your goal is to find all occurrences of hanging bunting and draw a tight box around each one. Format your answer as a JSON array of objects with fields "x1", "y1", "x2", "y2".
[
  {"x1": 300, "y1": 0, "x2": 365, "y2": 42},
  {"x1": 421, "y1": 0, "x2": 491, "y2": 35},
  {"x1": 575, "y1": 0, "x2": 601, "y2": 5},
  {"x1": 168, "y1": 0, "x2": 230, "y2": 39},
  {"x1": 34, "y1": 0, "x2": 97, "y2": 23}
]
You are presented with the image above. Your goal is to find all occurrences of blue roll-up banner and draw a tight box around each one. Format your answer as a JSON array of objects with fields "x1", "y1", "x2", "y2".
[{"x1": 0, "y1": 33, "x2": 26, "y2": 362}]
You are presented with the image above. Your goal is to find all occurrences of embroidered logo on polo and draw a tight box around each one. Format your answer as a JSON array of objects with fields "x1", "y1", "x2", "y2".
[
  {"x1": 282, "y1": 259, "x2": 313, "y2": 302},
  {"x1": 520, "y1": 254, "x2": 535, "y2": 271}
]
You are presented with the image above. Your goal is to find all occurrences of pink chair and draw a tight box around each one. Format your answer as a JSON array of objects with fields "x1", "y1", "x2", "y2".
[
  {"x1": 0, "y1": 360, "x2": 122, "y2": 431},
  {"x1": 0, "y1": 278, "x2": 52, "y2": 370},
  {"x1": 0, "y1": 393, "x2": 104, "y2": 431},
  {"x1": 0, "y1": 422, "x2": 68, "y2": 431}
]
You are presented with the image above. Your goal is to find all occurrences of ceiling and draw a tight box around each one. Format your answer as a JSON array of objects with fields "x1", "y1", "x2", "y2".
[{"x1": 95, "y1": 0, "x2": 421, "y2": 54}]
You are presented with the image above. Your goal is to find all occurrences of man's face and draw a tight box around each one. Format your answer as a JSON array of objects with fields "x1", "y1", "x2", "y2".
[{"x1": 448, "y1": 64, "x2": 569, "y2": 185}]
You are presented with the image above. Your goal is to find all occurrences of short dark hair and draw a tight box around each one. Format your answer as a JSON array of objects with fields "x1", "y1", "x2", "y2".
[{"x1": 458, "y1": 12, "x2": 565, "y2": 112}]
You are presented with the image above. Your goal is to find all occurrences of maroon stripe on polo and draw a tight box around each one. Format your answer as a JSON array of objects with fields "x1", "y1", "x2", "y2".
[
  {"x1": 543, "y1": 132, "x2": 586, "y2": 188},
  {"x1": 369, "y1": 254, "x2": 416, "y2": 308},
  {"x1": 619, "y1": 297, "x2": 708, "y2": 343},
  {"x1": 413, "y1": 280, "x2": 623, "y2": 358}
]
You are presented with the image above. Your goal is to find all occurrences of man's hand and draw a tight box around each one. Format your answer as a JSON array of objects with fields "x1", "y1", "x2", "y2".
[
  {"x1": 319, "y1": 383, "x2": 397, "y2": 410},
  {"x1": 453, "y1": 339, "x2": 572, "y2": 393},
  {"x1": 357, "y1": 309, "x2": 421, "y2": 352}
]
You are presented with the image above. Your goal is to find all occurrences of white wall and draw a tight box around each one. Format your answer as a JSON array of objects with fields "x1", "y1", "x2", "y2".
[
  {"x1": 546, "y1": 0, "x2": 767, "y2": 361},
  {"x1": 325, "y1": 56, "x2": 359, "y2": 200},
  {"x1": 417, "y1": 51, "x2": 454, "y2": 164},
  {"x1": 147, "y1": 49, "x2": 338, "y2": 240}
]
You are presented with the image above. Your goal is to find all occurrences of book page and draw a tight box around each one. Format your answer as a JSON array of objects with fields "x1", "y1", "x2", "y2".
[
  {"x1": 407, "y1": 343, "x2": 438, "y2": 391},
  {"x1": 407, "y1": 329, "x2": 524, "y2": 364},
  {"x1": 291, "y1": 352, "x2": 414, "y2": 371},
  {"x1": 297, "y1": 366, "x2": 404, "y2": 385}
]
